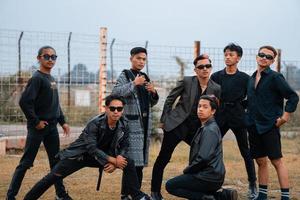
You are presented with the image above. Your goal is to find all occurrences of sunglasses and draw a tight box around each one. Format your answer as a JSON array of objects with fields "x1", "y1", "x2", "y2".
[
  {"x1": 41, "y1": 54, "x2": 58, "y2": 61},
  {"x1": 257, "y1": 52, "x2": 274, "y2": 60},
  {"x1": 109, "y1": 106, "x2": 124, "y2": 112},
  {"x1": 196, "y1": 64, "x2": 212, "y2": 70}
]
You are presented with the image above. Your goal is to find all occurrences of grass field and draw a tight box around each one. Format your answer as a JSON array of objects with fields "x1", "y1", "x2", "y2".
[{"x1": 1, "y1": 137, "x2": 300, "y2": 200}]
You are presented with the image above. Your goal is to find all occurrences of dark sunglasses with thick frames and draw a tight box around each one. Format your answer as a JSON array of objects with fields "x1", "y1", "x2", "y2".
[
  {"x1": 257, "y1": 52, "x2": 274, "y2": 60},
  {"x1": 109, "y1": 106, "x2": 124, "y2": 112},
  {"x1": 196, "y1": 64, "x2": 212, "y2": 70},
  {"x1": 41, "y1": 54, "x2": 58, "y2": 61}
]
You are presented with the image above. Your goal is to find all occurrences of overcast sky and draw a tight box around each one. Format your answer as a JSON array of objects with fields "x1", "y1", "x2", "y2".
[{"x1": 1, "y1": 0, "x2": 300, "y2": 60}]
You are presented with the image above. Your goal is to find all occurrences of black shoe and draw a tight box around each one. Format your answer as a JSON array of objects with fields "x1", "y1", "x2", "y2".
[
  {"x1": 202, "y1": 195, "x2": 216, "y2": 200},
  {"x1": 55, "y1": 192, "x2": 73, "y2": 200},
  {"x1": 220, "y1": 189, "x2": 238, "y2": 200},
  {"x1": 138, "y1": 194, "x2": 151, "y2": 200},
  {"x1": 151, "y1": 192, "x2": 164, "y2": 200},
  {"x1": 248, "y1": 183, "x2": 257, "y2": 200},
  {"x1": 121, "y1": 195, "x2": 132, "y2": 200},
  {"x1": 6, "y1": 197, "x2": 16, "y2": 200}
]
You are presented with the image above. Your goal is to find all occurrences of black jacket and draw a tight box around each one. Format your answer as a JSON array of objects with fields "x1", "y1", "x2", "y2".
[
  {"x1": 161, "y1": 76, "x2": 221, "y2": 132},
  {"x1": 183, "y1": 118, "x2": 225, "y2": 183},
  {"x1": 57, "y1": 114, "x2": 129, "y2": 166}
]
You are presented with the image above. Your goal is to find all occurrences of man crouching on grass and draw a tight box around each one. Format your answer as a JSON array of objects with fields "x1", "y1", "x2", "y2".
[{"x1": 23, "y1": 95, "x2": 150, "y2": 200}]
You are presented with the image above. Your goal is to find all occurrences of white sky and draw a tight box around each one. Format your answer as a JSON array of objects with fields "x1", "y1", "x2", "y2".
[{"x1": 1, "y1": 0, "x2": 300, "y2": 60}]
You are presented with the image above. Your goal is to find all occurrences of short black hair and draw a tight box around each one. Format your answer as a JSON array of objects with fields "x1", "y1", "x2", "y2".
[
  {"x1": 223, "y1": 43, "x2": 243, "y2": 57},
  {"x1": 199, "y1": 95, "x2": 219, "y2": 110},
  {"x1": 105, "y1": 95, "x2": 126, "y2": 106},
  {"x1": 130, "y1": 47, "x2": 147, "y2": 56},
  {"x1": 193, "y1": 54, "x2": 212, "y2": 66},
  {"x1": 258, "y1": 45, "x2": 277, "y2": 58},
  {"x1": 38, "y1": 46, "x2": 56, "y2": 56}
]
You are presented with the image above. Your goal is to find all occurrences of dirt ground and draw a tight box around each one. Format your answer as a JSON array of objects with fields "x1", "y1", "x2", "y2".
[{"x1": 1, "y1": 138, "x2": 300, "y2": 200}]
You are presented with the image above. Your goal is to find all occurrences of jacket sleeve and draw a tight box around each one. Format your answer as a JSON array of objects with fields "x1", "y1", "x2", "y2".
[
  {"x1": 150, "y1": 90, "x2": 159, "y2": 107},
  {"x1": 19, "y1": 77, "x2": 41, "y2": 127},
  {"x1": 112, "y1": 72, "x2": 136, "y2": 97},
  {"x1": 275, "y1": 74, "x2": 299, "y2": 113},
  {"x1": 183, "y1": 130, "x2": 219, "y2": 174},
  {"x1": 160, "y1": 79, "x2": 185, "y2": 123},
  {"x1": 83, "y1": 120, "x2": 109, "y2": 166}
]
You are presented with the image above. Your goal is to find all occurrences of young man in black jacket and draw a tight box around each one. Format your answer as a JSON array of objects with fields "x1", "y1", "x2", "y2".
[
  {"x1": 211, "y1": 43, "x2": 257, "y2": 199},
  {"x1": 6, "y1": 46, "x2": 71, "y2": 200},
  {"x1": 165, "y1": 95, "x2": 237, "y2": 200},
  {"x1": 23, "y1": 95, "x2": 150, "y2": 200}
]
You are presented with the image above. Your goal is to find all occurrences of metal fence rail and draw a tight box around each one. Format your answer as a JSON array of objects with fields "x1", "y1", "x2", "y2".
[{"x1": 1, "y1": 29, "x2": 299, "y2": 137}]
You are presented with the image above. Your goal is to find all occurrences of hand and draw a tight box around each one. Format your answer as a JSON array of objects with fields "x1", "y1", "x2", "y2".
[
  {"x1": 35, "y1": 120, "x2": 48, "y2": 130},
  {"x1": 62, "y1": 123, "x2": 70, "y2": 136},
  {"x1": 145, "y1": 82, "x2": 156, "y2": 93},
  {"x1": 158, "y1": 123, "x2": 164, "y2": 129},
  {"x1": 115, "y1": 155, "x2": 128, "y2": 169},
  {"x1": 275, "y1": 117, "x2": 287, "y2": 128},
  {"x1": 133, "y1": 74, "x2": 146, "y2": 86},
  {"x1": 104, "y1": 163, "x2": 116, "y2": 173}
]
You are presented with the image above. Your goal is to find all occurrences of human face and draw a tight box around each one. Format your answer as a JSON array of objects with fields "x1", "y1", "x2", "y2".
[
  {"x1": 256, "y1": 48, "x2": 275, "y2": 69},
  {"x1": 105, "y1": 100, "x2": 124, "y2": 123},
  {"x1": 37, "y1": 48, "x2": 57, "y2": 71},
  {"x1": 194, "y1": 59, "x2": 212, "y2": 79},
  {"x1": 224, "y1": 49, "x2": 240, "y2": 67},
  {"x1": 130, "y1": 53, "x2": 147, "y2": 71},
  {"x1": 197, "y1": 99, "x2": 215, "y2": 123}
]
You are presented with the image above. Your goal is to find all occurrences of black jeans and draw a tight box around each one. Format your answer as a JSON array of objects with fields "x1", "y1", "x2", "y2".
[
  {"x1": 121, "y1": 166, "x2": 144, "y2": 195},
  {"x1": 166, "y1": 174, "x2": 222, "y2": 200},
  {"x1": 151, "y1": 120, "x2": 197, "y2": 192},
  {"x1": 23, "y1": 156, "x2": 145, "y2": 200},
  {"x1": 7, "y1": 124, "x2": 66, "y2": 199},
  {"x1": 220, "y1": 123, "x2": 256, "y2": 184}
]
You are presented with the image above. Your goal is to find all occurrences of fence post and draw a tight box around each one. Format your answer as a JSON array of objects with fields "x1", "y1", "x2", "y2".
[
  {"x1": 99, "y1": 27, "x2": 108, "y2": 113},
  {"x1": 110, "y1": 38, "x2": 115, "y2": 82},
  {"x1": 67, "y1": 32, "x2": 72, "y2": 107},
  {"x1": 275, "y1": 49, "x2": 281, "y2": 72},
  {"x1": 194, "y1": 41, "x2": 200, "y2": 59},
  {"x1": 18, "y1": 31, "x2": 24, "y2": 85},
  {"x1": 145, "y1": 40, "x2": 149, "y2": 75}
]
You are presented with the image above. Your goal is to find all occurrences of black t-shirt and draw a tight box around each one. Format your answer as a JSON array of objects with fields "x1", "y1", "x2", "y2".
[
  {"x1": 98, "y1": 124, "x2": 117, "y2": 155},
  {"x1": 211, "y1": 68, "x2": 249, "y2": 127}
]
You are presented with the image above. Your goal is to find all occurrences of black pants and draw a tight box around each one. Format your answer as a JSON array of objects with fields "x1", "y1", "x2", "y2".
[
  {"x1": 7, "y1": 124, "x2": 66, "y2": 199},
  {"x1": 23, "y1": 156, "x2": 145, "y2": 200},
  {"x1": 166, "y1": 174, "x2": 223, "y2": 200},
  {"x1": 121, "y1": 166, "x2": 144, "y2": 195},
  {"x1": 151, "y1": 120, "x2": 197, "y2": 192},
  {"x1": 220, "y1": 123, "x2": 256, "y2": 184}
]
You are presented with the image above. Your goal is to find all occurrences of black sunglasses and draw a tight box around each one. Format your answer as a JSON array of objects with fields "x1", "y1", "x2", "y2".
[
  {"x1": 257, "y1": 52, "x2": 274, "y2": 60},
  {"x1": 109, "y1": 106, "x2": 124, "y2": 112},
  {"x1": 41, "y1": 54, "x2": 58, "y2": 61},
  {"x1": 196, "y1": 64, "x2": 212, "y2": 70}
]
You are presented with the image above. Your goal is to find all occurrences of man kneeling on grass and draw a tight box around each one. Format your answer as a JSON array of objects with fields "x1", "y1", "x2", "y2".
[
  {"x1": 165, "y1": 95, "x2": 238, "y2": 200},
  {"x1": 23, "y1": 95, "x2": 150, "y2": 200}
]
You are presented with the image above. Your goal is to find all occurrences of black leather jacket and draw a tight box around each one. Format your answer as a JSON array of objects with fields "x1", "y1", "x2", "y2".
[
  {"x1": 57, "y1": 114, "x2": 129, "y2": 166},
  {"x1": 183, "y1": 118, "x2": 225, "y2": 183}
]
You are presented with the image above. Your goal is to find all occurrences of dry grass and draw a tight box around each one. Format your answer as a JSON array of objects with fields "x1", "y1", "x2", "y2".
[{"x1": 1, "y1": 137, "x2": 300, "y2": 200}]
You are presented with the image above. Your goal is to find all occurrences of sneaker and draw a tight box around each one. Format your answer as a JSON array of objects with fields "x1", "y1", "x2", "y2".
[
  {"x1": 248, "y1": 184, "x2": 257, "y2": 200},
  {"x1": 55, "y1": 193, "x2": 73, "y2": 200},
  {"x1": 150, "y1": 192, "x2": 164, "y2": 200},
  {"x1": 202, "y1": 194, "x2": 216, "y2": 200},
  {"x1": 139, "y1": 194, "x2": 151, "y2": 200},
  {"x1": 121, "y1": 195, "x2": 132, "y2": 200}
]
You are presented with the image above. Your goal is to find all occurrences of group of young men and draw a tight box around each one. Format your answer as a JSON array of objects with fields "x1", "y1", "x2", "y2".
[{"x1": 6, "y1": 44, "x2": 299, "y2": 200}]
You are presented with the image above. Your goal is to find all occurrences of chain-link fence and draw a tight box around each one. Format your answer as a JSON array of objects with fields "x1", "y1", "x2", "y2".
[{"x1": 1, "y1": 29, "x2": 299, "y2": 137}]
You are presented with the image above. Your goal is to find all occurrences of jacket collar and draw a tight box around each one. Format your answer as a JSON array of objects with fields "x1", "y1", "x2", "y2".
[{"x1": 99, "y1": 113, "x2": 125, "y2": 130}]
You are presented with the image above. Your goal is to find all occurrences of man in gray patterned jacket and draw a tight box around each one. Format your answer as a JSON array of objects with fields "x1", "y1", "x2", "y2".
[{"x1": 112, "y1": 47, "x2": 159, "y2": 200}]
